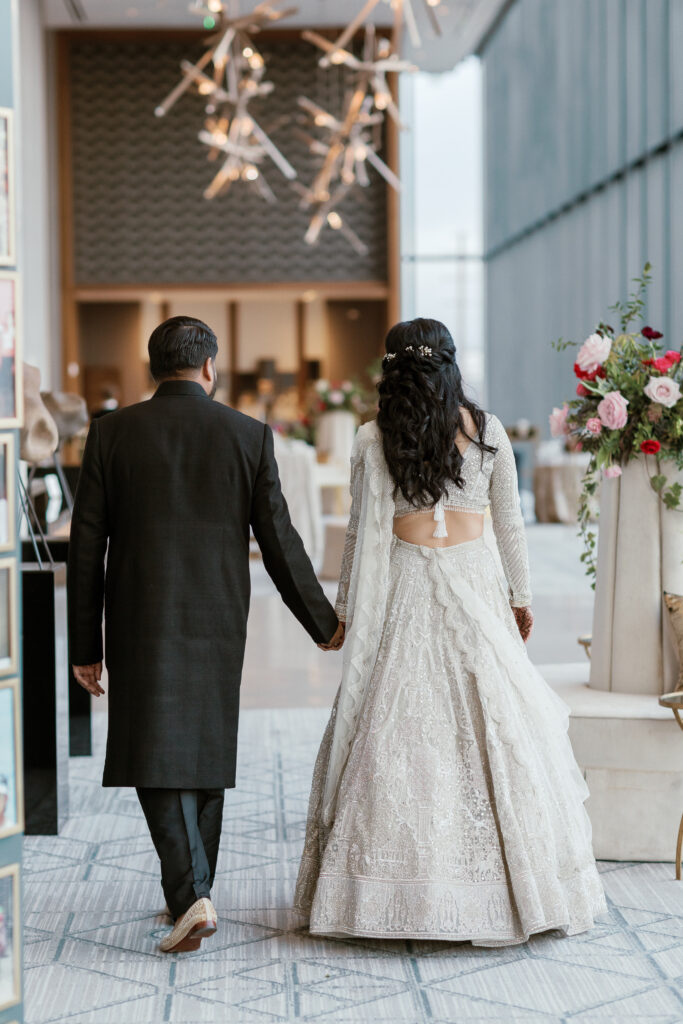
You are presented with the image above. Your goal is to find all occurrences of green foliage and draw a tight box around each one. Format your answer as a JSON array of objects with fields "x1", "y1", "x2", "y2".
[
  {"x1": 576, "y1": 456, "x2": 598, "y2": 587},
  {"x1": 663, "y1": 481, "x2": 683, "y2": 510},
  {"x1": 551, "y1": 337, "x2": 576, "y2": 352},
  {"x1": 609, "y1": 262, "x2": 652, "y2": 331}
]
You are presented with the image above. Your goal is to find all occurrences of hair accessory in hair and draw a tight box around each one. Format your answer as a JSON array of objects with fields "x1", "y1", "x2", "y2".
[
  {"x1": 385, "y1": 352, "x2": 396, "y2": 361},
  {"x1": 404, "y1": 344, "x2": 433, "y2": 357}
]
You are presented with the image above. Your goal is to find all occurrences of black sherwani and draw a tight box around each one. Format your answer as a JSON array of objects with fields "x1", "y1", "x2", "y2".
[{"x1": 68, "y1": 380, "x2": 338, "y2": 791}]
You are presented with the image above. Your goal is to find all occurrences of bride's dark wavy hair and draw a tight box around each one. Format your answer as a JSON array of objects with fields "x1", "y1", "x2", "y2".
[{"x1": 377, "y1": 318, "x2": 497, "y2": 507}]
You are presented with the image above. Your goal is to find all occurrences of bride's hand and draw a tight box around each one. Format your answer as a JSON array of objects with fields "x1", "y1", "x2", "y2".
[{"x1": 512, "y1": 606, "x2": 533, "y2": 643}]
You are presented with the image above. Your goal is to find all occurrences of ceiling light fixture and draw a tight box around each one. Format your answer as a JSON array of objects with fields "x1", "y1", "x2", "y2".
[{"x1": 155, "y1": 1, "x2": 299, "y2": 203}]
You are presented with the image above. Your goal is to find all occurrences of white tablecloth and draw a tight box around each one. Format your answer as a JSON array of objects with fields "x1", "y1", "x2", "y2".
[{"x1": 273, "y1": 435, "x2": 324, "y2": 566}]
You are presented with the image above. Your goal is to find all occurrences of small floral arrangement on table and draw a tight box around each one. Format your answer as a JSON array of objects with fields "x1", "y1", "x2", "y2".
[
  {"x1": 313, "y1": 379, "x2": 365, "y2": 414},
  {"x1": 273, "y1": 416, "x2": 315, "y2": 446},
  {"x1": 549, "y1": 264, "x2": 683, "y2": 584}
]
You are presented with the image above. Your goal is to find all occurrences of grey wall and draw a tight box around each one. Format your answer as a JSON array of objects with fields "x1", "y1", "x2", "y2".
[{"x1": 482, "y1": 0, "x2": 683, "y2": 430}]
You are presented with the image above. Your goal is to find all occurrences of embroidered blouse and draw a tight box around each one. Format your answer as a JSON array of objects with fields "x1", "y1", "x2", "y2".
[{"x1": 335, "y1": 413, "x2": 533, "y2": 616}]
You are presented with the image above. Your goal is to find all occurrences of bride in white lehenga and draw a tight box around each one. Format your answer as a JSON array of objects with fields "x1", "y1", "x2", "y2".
[{"x1": 294, "y1": 318, "x2": 607, "y2": 946}]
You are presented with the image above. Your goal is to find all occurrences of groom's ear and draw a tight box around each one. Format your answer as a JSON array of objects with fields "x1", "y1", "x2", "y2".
[{"x1": 201, "y1": 356, "x2": 215, "y2": 382}]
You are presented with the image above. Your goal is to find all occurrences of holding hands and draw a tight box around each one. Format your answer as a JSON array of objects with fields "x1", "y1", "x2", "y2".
[{"x1": 318, "y1": 621, "x2": 345, "y2": 652}]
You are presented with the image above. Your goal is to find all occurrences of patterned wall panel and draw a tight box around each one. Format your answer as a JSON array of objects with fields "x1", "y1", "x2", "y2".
[{"x1": 68, "y1": 36, "x2": 388, "y2": 284}]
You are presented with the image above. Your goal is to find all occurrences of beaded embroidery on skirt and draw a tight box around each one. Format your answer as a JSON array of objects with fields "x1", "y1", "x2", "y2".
[{"x1": 294, "y1": 536, "x2": 607, "y2": 945}]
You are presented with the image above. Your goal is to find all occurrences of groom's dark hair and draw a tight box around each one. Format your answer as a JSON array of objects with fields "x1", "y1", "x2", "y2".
[{"x1": 148, "y1": 316, "x2": 218, "y2": 381}]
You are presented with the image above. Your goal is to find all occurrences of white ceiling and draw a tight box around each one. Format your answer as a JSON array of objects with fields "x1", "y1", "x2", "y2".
[{"x1": 41, "y1": 0, "x2": 510, "y2": 70}]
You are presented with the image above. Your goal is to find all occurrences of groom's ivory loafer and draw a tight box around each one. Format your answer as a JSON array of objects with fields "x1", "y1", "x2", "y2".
[{"x1": 159, "y1": 897, "x2": 217, "y2": 953}]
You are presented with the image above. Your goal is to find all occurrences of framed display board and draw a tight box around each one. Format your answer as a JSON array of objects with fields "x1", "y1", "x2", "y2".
[
  {"x1": 0, "y1": 433, "x2": 15, "y2": 553},
  {"x1": 0, "y1": 679, "x2": 22, "y2": 839},
  {"x1": 0, "y1": 862, "x2": 20, "y2": 1012},
  {"x1": 0, "y1": 109, "x2": 15, "y2": 267},
  {"x1": 0, "y1": 560, "x2": 17, "y2": 679},
  {"x1": 0, "y1": 272, "x2": 21, "y2": 427}
]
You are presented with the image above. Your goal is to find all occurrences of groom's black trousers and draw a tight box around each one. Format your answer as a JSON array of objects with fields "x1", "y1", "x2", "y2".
[{"x1": 136, "y1": 788, "x2": 224, "y2": 920}]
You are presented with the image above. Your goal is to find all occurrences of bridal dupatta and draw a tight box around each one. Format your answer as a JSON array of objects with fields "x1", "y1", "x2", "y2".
[{"x1": 321, "y1": 421, "x2": 395, "y2": 825}]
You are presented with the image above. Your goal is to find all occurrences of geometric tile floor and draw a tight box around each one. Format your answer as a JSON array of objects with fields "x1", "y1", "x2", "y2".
[{"x1": 24, "y1": 711, "x2": 683, "y2": 1023}]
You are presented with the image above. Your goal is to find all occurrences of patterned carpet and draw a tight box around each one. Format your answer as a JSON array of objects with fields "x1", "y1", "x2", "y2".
[{"x1": 23, "y1": 710, "x2": 683, "y2": 1024}]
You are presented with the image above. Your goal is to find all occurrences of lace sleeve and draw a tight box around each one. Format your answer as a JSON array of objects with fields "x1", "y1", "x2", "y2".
[
  {"x1": 488, "y1": 416, "x2": 533, "y2": 608},
  {"x1": 335, "y1": 445, "x2": 365, "y2": 622}
]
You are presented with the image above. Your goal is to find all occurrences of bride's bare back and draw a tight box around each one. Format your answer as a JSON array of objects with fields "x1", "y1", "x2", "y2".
[{"x1": 392, "y1": 408, "x2": 485, "y2": 549}]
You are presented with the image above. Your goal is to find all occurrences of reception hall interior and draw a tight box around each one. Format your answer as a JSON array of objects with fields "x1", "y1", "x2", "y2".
[{"x1": 2, "y1": 0, "x2": 683, "y2": 1021}]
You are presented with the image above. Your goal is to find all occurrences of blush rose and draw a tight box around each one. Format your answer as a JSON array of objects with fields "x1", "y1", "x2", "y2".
[
  {"x1": 643, "y1": 376, "x2": 681, "y2": 408},
  {"x1": 549, "y1": 404, "x2": 570, "y2": 437},
  {"x1": 597, "y1": 391, "x2": 629, "y2": 430}
]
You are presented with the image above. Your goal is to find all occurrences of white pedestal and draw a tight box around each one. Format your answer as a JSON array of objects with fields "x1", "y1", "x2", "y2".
[
  {"x1": 316, "y1": 411, "x2": 357, "y2": 466},
  {"x1": 544, "y1": 661, "x2": 683, "y2": 861},
  {"x1": 590, "y1": 459, "x2": 679, "y2": 695}
]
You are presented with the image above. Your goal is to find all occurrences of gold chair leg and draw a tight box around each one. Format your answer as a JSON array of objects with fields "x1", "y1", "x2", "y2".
[{"x1": 677, "y1": 812, "x2": 683, "y2": 881}]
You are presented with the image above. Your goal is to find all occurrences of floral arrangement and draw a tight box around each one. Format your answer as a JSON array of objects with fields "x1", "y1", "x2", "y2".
[
  {"x1": 273, "y1": 416, "x2": 315, "y2": 445},
  {"x1": 313, "y1": 378, "x2": 365, "y2": 414},
  {"x1": 550, "y1": 265, "x2": 683, "y2": 583}
]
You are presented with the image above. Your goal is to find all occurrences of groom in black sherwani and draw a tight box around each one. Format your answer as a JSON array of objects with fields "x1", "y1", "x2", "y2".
[{"x1": 68, "y1": 316, "x2": 342, "y2": 952}]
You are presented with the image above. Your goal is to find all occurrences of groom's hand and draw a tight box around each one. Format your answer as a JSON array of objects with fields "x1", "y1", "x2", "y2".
[
  {"x1": 73, "y1": 662, "x2": 105, "y2": 696},
  {"x1": 318, "y1": 621, "x2": 345, "y2": 652}
]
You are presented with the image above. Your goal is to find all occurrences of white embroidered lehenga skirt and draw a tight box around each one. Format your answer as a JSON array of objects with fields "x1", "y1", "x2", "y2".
[{"x1": 294, "y1": 535, "x2": 607, "y2": 946}]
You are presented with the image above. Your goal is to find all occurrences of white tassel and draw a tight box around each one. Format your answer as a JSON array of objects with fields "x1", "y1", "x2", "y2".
[{"x1": 432, "y1": 497, "x2": 448, "y2": 538}]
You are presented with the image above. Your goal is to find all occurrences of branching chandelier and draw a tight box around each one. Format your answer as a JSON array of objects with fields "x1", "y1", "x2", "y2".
[
  {"x1": 154, "y1": 0, "x2": 447, "y2": 248},
  {"x1": 155, "y1": 1, "x2": 298, "y2": 202}
]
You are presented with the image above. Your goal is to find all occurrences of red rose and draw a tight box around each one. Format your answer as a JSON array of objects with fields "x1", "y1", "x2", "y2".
[
  {"x1": 642, "y1": 327, "x2": 663, "y2": 340},
  {"x1": 574, "y1": 363, "x2": 606, "y2": 382},
  {"x1": 576, "y1": 383, "x2": 590, "y2": 397},
  {"x1": 640, "y1": 439, "x2": 661, "y2": 454},
  {"x1": 644, "y1": 351, "x2": 681, "y2": 372},
  {"x1": 652, "y1": 354, "x2": 680, "y2": 372}
]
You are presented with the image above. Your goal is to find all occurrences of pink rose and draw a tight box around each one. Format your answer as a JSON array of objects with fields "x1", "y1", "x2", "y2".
[
  {"x1": 576, "y1": 333, "x2": 612, "y2": 374},
  {"x1": 604, "y1": 465, "x2": 622, "y2": 478},
  {"x1": 586, "y1": 417, "x2": 602, "y2": 435},
  {"x1": 549, "y1": 404, "x2": 570, "y2": 437},
  {"x1": 597, "y1": 390, "x2": 629, "y2": 430},
  {"x1": 643, "y1": 375, "x2": 681, "y2": 408}
]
